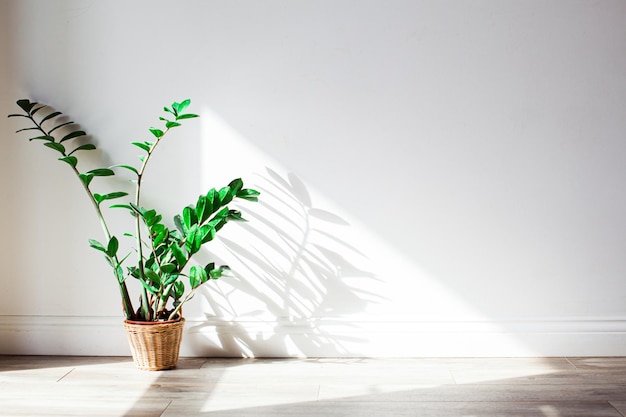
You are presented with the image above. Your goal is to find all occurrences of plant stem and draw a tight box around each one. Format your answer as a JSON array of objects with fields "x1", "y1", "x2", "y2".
[{"x1": 134, "y1": 128, "x2": 170, "y2": 321}]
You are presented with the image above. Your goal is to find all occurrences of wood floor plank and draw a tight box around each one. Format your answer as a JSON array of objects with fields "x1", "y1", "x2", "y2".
[
  {"x1": 2, "y1": 356, "x2": 626, "y2": 417},
  {"x1": 163, "y1": 400, "x2": 624, "y2": 417}
]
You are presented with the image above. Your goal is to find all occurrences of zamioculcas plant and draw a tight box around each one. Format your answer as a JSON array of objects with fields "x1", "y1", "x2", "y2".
[{"x1": 8, "y1": 99, "x2": 259, "y2": 322}]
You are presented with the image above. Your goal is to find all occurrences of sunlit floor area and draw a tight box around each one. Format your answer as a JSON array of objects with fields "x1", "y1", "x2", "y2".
[{"x1": 1, "y1": 356, "x2": 626, "y2": 417}]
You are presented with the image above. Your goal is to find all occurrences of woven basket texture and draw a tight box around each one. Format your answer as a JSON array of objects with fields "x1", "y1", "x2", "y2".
[{"x1": 123, "y1": 318, "x2": 185, "y2": 371}]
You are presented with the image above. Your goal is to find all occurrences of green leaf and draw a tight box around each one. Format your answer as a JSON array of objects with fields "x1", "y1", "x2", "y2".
[
  {"x1": 173, "y1": 214, "x2": 186, "y2": 234},
  {"x1": 185, "y1": 225, "x2": 200, "y2": 254},
  {"x1": 237, "y1": 188, "x2": 260, "y2": 201},
  {"x1": 170, "y1": 244, "x2": 187, "y2": 266},
  {"x1": 172, "y1": 281, "x2": 184, "y2": 300},
  {"x1": 79, "y1": 173, "x2": 94, "y2": 187},
  {"x1": 69, "y1": 144, "x2": 96, "y2": 155},
  {"x1": 163, "y1": 106, "x2": 176, "y2": 116},
  {"x1": 173, "y1": 99, "x2": 191, "y2": 114},
  {"x1": 195, "y1": 195, "x2": 207, "y2": 224},
  {"x1": 189, "y1": 266, "x2": 208, "y2": 289},
  {"x1": 59, "y1": 156, "x2": 78, "y2": 167},
  {"x1": 132, "y1": 141, "x2": 150, "y2": 152},
  {"x1": 40, "y1": 111, "x2": 62, "y2": 124},
  {"x1": 199, "y1": 224, "x2": 216, "y2": 244},
  {"x1": 139, "y1": 278, "x2": 159, "y2": 294},
  {"x1": 228, "y1": 178, "x2": 244, "y2": 194},
  {"x1": 209, "y1": 265, "x2": 230, "y2": 279},
  {"x1": 145, "y1": 270, "x2": 161, "y2": 286},
  {"x1": 106, "y1": 236, "x2": 119, "y2": 257},
  {"x1": 88, "y1": 239, "x2": 106, "y2": 252},
  {"x1": 94, "y1": 191, "x2": 129, "y2": 205},
  {"x1": 29, "y1": 135, "x2": 55, "y2": 142},
  {"x1": 228, "y1": 210, "x2": 245, "y2": 221},
  {"x1": 60, "y1": 130, "x2": 86, "y2": 143},
  {"x1": 175, "y1": 113, "x2": 198, "y2": 120},
  {"x1": 218, "y1": 185, "x2": 234, "y2": 206},
  {"x1": 109, "y1": 204, "x2": 133, "y2": 210},
  {"x1": 88, "y1": 168, "x2": 115, "y2": 176},
  {"x1": 149, "y1": 128, "x2": 164, "y2": 138},
  {"x1": 44, "y1": 142, "x2": 66, "y2": 154},
  {"x1": 112, "y1": 164, "x2": 138, "y2": 175},
  {"x1": 165, "y1": 121, "x2": 181, "y2": 128},
  {"x1": 152, "y1": 228, "x2": 168, "y2": 247},
  {"x1": 160, "y1": 263, "x2": 176, "y2": 274},
  {"x1": 164, "y1": 273, "x2": 179, "y2": 286},
  {"x1": 182, "y1": 206, "x2": 197, "y2": 230}
]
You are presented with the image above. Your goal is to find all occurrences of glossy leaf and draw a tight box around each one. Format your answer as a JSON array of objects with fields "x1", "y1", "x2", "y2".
[
  {"x1": 88, "y1": 239, "x2": 106, "y2": 252},
  {"x1": 88, "y1": 168, "x2": 115, "y2": 176},
  {"x1": 94, "y1": 191, "x2": 129, "y2": 205},
  {"x1": 106, "y1": 236, "x2": 119, "y2": 257},
  {"x1": 173, "y1": 214, "x2": 186, "y2": 234},
  {"x1": 112, "y1": 164, "x2": 138, "y2": 175},
  {"x1": 182, "y1": 206, "x2": 197, "y2": 230},
  {"x1": 164, "y1": 273, "x2": 179, "y2": 286},
  {"x1": 218, "y1": 186, "x2": 234, "y2": 206},
  {"x1": 170, "y1": 244, "x2": 186, "y2": 266},
  {"x1": 172, "y1": 99, "x2": 190, "y2": 114},
  {"x1": 195, "y1": 195, "x2": 207, "y2": 224},
  {"x1": 185, "y1": 225, "x2": 200, "y2": 254},
  {"x1": 139, "y1": 277, "x2": 159, "y2": 294},
  {"x1": 79, "y1": 173, "x2": 94, "y2": 187},
  {"x1": 165, "y1": 121, "x2": 181, "y2": 128},
  {"x1": 60, "y1": 130, "x2": 86, "y2": 143},
  {"x1": 59, "y1": 156, "x2": 78, "y2": 167},
  {"x1": 109, "y1": 204, "x2": 133, "y2": 210},
  {"x1": 199, "y1": 224, "x2": 215, "y2": 244},
  {"x1": 160, "y1": 263, "x2": 176, "y2": 274},
  {"x1": 172, "y1": 281, "x2": 184, "y2": 300},
  {"x1": 209, "y1": 265, "x2": 230, "y2": 279},
  {"x1": 132, "y1": 142, "x2": 150, "y2": 152},
  {"x1": 189, "y1": 265, "x2": 207, "y2": 289},
  {"x1": 145, "y1": 270, "x2": 161, "y2": 286},
  {"x1": 228, "y1": 178, "x2": 244, "y2": 194},
  {"x1": 237, "y1": 188, "x2": 260, "y2": 201},
  {"x1": 29, "y1": 135, "x2": 55, "y2": 142},
  {"x1": 176, "y1": 113, "x2": 198, "y2": 120},
  {"x1": 149, "y1": 128, "x2": 163, "y2": 138},
  {"x1": 44, "y1": 142, "x2": 65, "y2": 153}
]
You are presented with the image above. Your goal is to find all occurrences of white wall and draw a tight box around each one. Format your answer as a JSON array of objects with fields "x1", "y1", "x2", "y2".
[{"x1": 1, "y1": 0, "x2": 626, "y2": 357}]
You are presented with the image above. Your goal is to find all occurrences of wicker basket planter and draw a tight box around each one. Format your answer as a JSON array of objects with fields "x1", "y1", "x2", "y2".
[{"x1": 123, "y1": 318, "x2": 186, "y2": 371}]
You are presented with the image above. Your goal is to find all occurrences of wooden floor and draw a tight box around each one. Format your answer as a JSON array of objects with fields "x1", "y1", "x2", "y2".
[{"x1": 1, "y1": 356, "x2": 626, "y2": 416}]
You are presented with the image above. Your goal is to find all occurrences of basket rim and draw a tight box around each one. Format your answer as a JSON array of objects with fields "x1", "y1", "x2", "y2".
[{"x1": 124, "y1": 316, "x2": 185, "y2": 326}]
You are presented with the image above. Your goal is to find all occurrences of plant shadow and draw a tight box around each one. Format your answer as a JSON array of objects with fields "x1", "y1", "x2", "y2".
[{"x1": 186, "y1": 167, "x2": 384, "y2": 357}]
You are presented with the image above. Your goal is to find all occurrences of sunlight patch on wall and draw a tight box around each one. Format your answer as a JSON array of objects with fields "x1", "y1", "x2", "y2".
[{"x1": 191, "y1": 105, "x2": 535, "y2": 357}]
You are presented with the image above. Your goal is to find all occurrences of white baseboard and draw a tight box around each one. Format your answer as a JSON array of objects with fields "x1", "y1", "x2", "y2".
[{"x1": 1, "y1": 315, "x2": 626, "y2": 357}]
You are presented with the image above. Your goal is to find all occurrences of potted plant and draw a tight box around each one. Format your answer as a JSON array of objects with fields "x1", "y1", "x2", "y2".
[{"x1": 8, "y1": 98, "x2": 259, "y2": 370}]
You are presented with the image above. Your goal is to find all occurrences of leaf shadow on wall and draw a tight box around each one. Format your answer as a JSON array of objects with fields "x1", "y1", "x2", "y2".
[{"x1": 187, "y1": 168, "x2": 384, "y2": 357}]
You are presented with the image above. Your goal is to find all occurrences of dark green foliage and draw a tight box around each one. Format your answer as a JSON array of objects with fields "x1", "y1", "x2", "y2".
[{"x1": 8, "y1": 98, "x2": 259, "y2": 322}]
